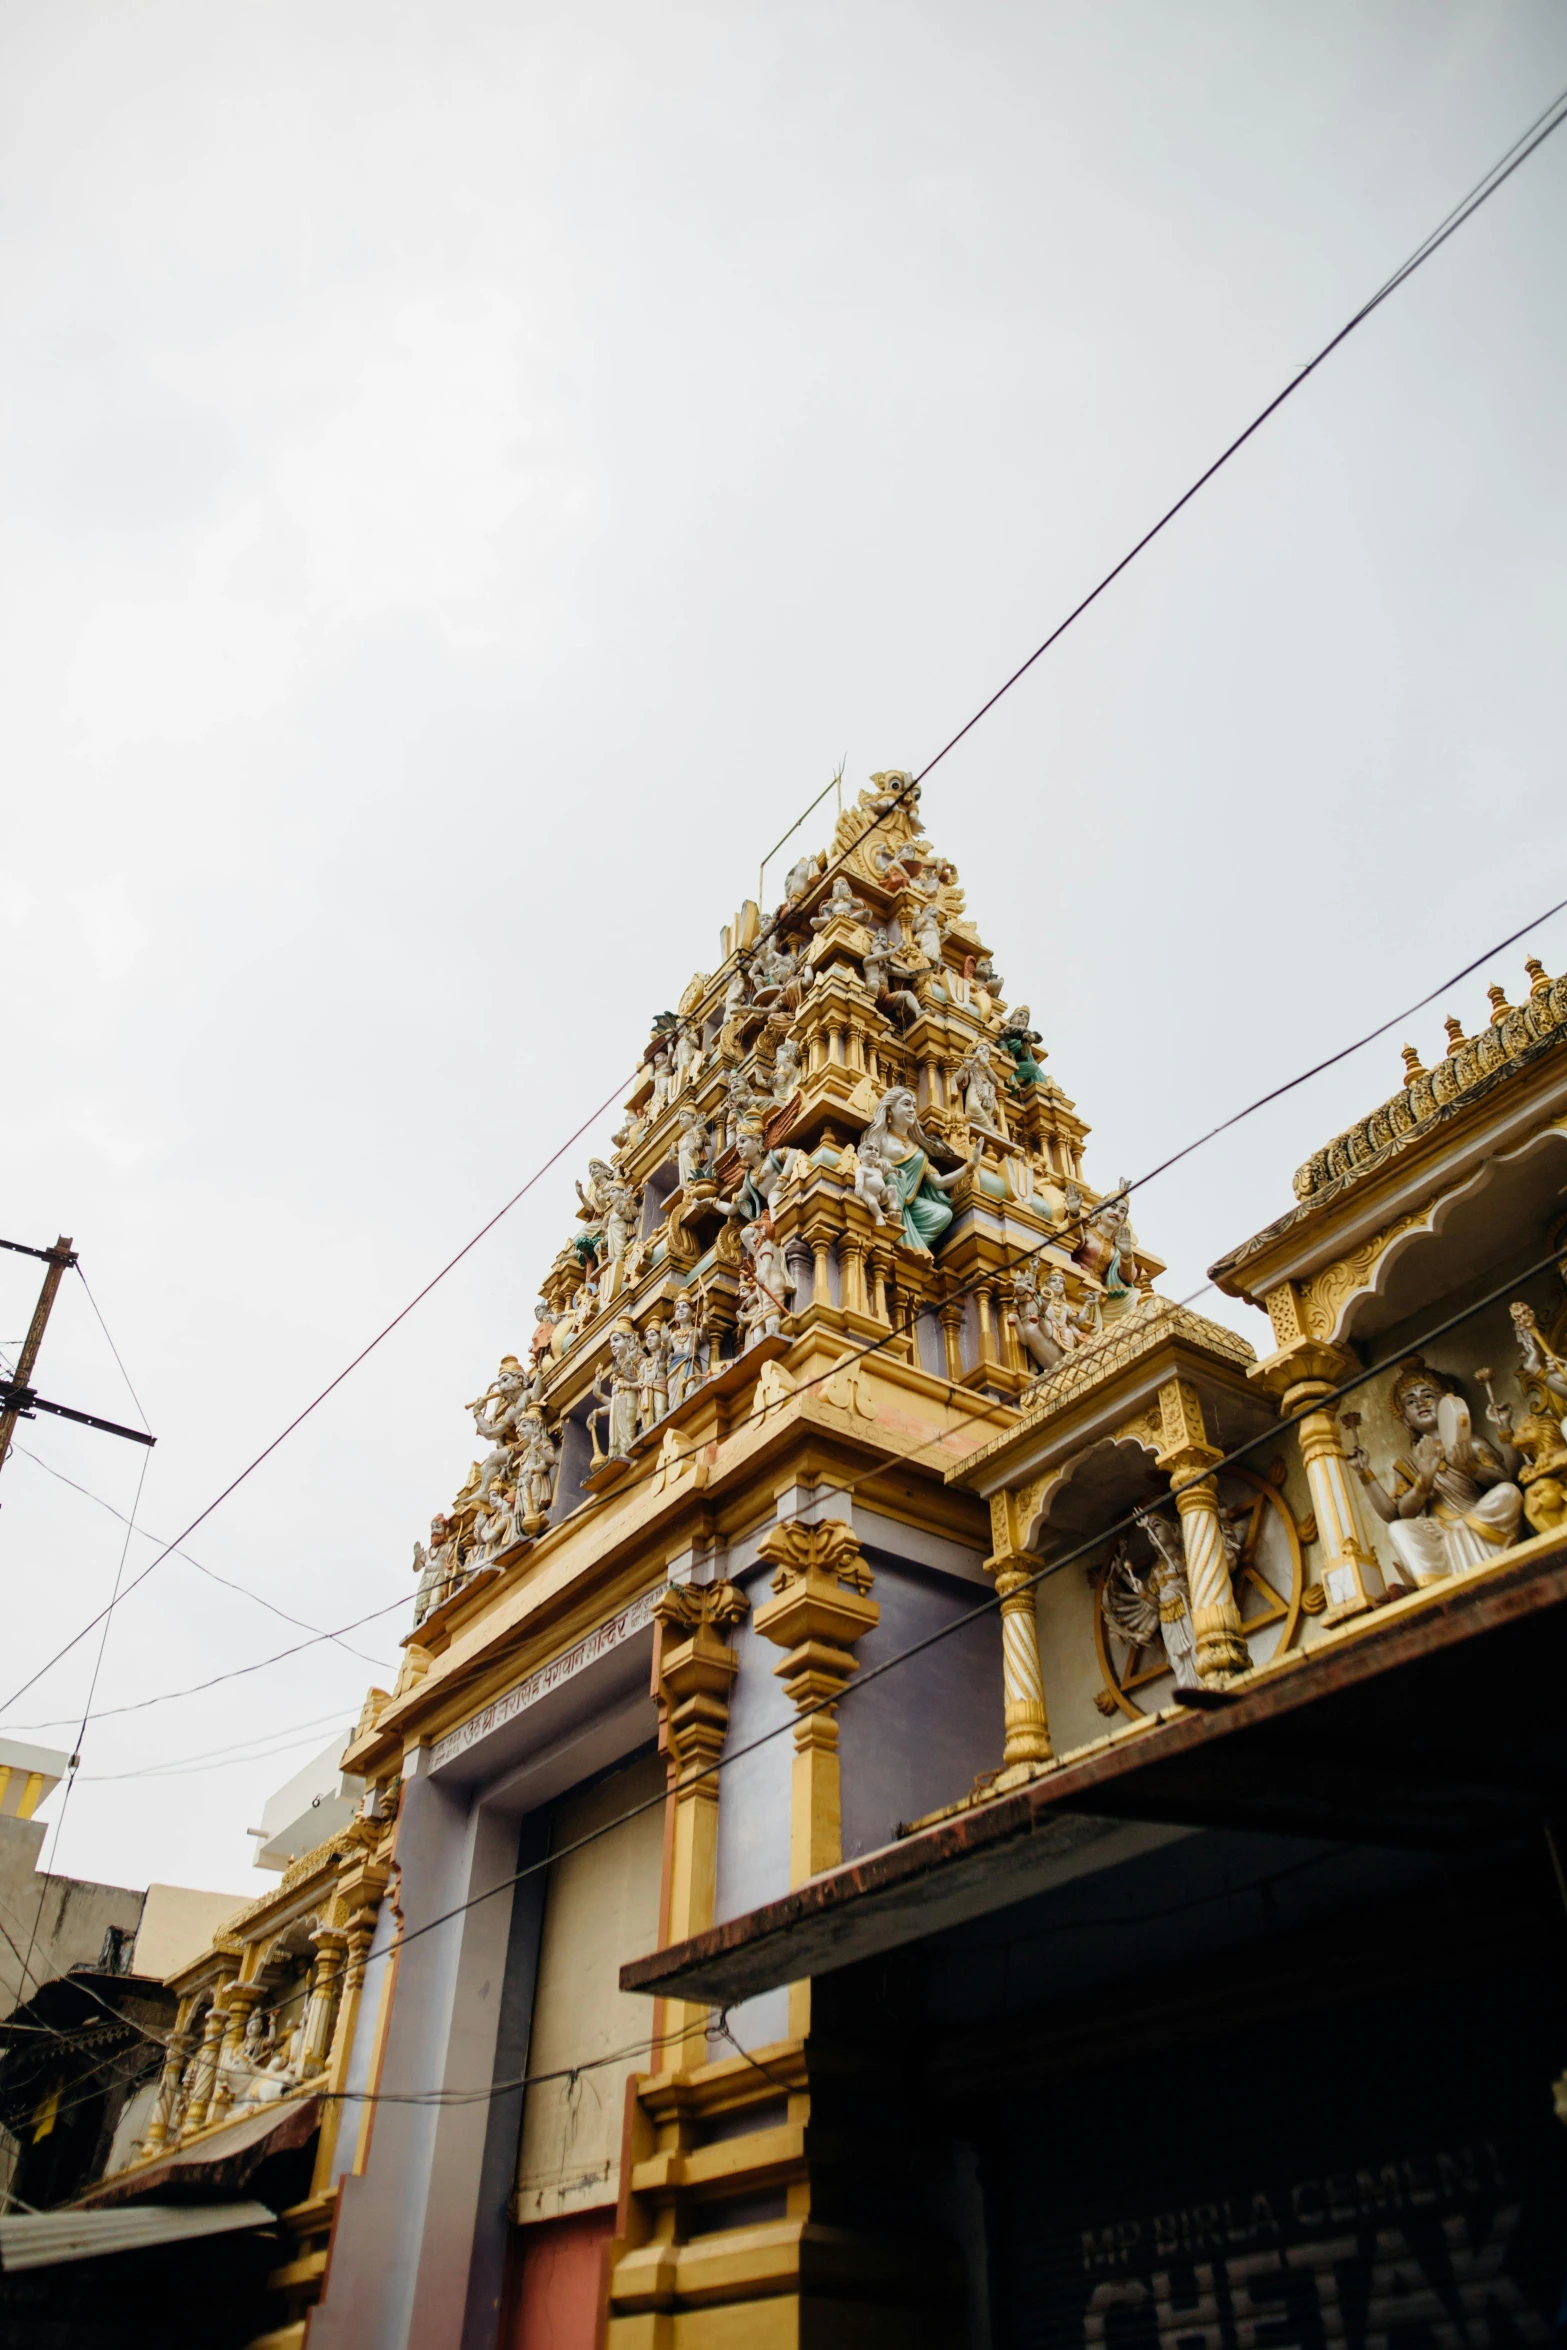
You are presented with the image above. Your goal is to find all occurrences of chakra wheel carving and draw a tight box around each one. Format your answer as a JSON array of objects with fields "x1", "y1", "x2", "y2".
[{"x1": 1091, "y1": 1466, "x2": 1303, "y2": 1720}]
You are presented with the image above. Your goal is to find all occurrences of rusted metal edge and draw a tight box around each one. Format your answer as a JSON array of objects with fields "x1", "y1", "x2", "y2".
[{"x1": 621, "y1": 1534, "x2": 1567, "y2": 2006}]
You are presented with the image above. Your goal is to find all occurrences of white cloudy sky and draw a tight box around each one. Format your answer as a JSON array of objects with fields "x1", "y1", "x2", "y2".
[{"x1": 1, "y1": 1, "x2": 1564, "y2": 1901}]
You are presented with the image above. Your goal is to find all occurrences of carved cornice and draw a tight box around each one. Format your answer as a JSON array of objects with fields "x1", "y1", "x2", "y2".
[
  {"x1": 1212, "y1": 974, "x2": 1567, "y2": 1286},
  {"x1": 949, "y1": 1300, "x2": 1255, "y2": 1485}
]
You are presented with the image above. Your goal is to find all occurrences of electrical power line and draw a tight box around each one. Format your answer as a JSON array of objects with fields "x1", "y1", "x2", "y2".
[
  {"x1": 4, "y1": 74, "x2": 1561, "y2": 1826},
  {"x1": 13, "y1": 1447, "x2": 395, "y2": 1673},
  {"x1": 210, "y1": 1230, "x2": 1567, "y2": 2065}
]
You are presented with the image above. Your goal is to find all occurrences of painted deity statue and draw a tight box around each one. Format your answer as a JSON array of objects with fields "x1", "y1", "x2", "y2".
[
  {"x1": 955, "y1": 1043, "x2": 1007, "y2": 1137},
  {"x1": 853, "y1": 1133, "x2": 898, "y2": 1229},
  {"x1": 1009, "y1": 1267, "x2": 1061, "y2": 1374},
  {"x1": 412, "y1": 1514, "x2": 457, "y2": 1626},
  {"x1": 859, "y1": 1087, "x2": 975, "y2": 1256},
  {"x1": 667, "y1": 1293, "x2": 708, "y2": 1410},
  {"x1": 722, "y1": 1120, "x2": 792, "y2": 1225},
  {"x1": 467, "y1": 1356, "x2": 527, "y2": 1444},
  {"x1": 589, "y1": 1326, "x2": 644, "y2": 1463},
  {"x1": 770, "y1": 1031, "x2": 803, "y2": 1103},
  {"x1": 997, "y1": 1006, "x2": 1046, "y2": 1091},
  {"x1": 862, "y1": 929, "x2": 924, "y2": 1030},
  {"x1": 638, "y1": 1322, "x2": 672, "y2": 1433},
  {"x1": 1073, "y1": 1186, "x2": 1135, "y2": 1300},
  {"x1": 676, "y1": 1106, "x2": 716, "y2": 1189},
  {"x1": 810, "y1": 875, "x2": 872, "y2": 933},
  {"x1": 515, "y1": 1413, "x2": 558, "y2": 1527},
  {"x1": 1346, "y1": 1356, "x2": 1523, "y2": 1589},
  {"x1": 1101, "y1": 1514, "x2": 1200, "y2": 1691},
  {"x1": 741, "y1": 1214, "x2": 793, "y2": 1339},
  {"x1": 1042, "y1": 1268, "x2": 1096, "y2": 1356}
]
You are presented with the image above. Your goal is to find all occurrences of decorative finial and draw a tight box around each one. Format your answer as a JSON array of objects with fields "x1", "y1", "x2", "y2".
[
  {"x1": 1443, "y1": 1017, "x2": 1466, "y2": 1055},
  {"x1": 1526, "y1": 957, "x2": 1551, "y2": 999},
  {"x1": 1400, "y1": 1044, "x2": 1427, "y2": 1083},
  {"x1": 1487, "y1": 984, "x2": 1513, "y2": 1023}
]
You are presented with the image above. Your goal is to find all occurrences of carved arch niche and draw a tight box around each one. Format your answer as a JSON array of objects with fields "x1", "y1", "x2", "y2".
[{"x1": 1312, "y1": 1121, "x2": 1567, "y2": 1352}]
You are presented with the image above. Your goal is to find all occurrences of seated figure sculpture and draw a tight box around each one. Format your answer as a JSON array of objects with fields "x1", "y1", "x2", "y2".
[
  {"x1": 1346, "y1": 1356, "x2": 1523, "y2": 1589},
  {"x1": 859, "y1": 1087, "x2": 975, "y2": 1256}
]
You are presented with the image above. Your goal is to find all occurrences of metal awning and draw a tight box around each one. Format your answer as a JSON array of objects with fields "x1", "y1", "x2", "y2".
[
  {"x1": 0, "y1": 2200, "x2": 274, "y2": 2271},
  {"x1": 621, "y1": 1527, "x2": 1567, "y2": 2009},
  {"x1": 78, "y1": 2092, "x2": 320, "y2": 2207}
]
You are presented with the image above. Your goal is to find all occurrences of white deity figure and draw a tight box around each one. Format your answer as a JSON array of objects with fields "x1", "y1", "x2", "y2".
[
  {"x1": 588, "y1": 1325, "x2": 644, "y2": 1462},
  {"x1": 783, "y1": 850, "x2": 820, "y2": 902},
  {"x1": 676, "y1": 1107, "x2": 715, "y2": 1189},
  {"x1": 770, "y1": 1032, "x2": 803, "y2": 1102},
  {"x1": 412, "y1": 1514, "x2": 454, "y2": 1626},
  {"x1": 602, "y1": 1178, "x2": 640, "y2": 1267},
  {"x1": 740, "y1": 1214, "x2": 794, "y2": 1342},
  {"x1": 955, "y1": 1044, "x2": 1007, "y2": 1137},
  {"x1": 667, "y1": 1292, "x2": 708, "y2": 1410},
  {"x1": 1346, "y1": 1356, "x2": 1523, "y2": 1589},
  {"x1": 515, "y1": 1413, "x2": 558, "y2": 1528},
  {"x1": 810, "y1": 875, "x2": 872, "y2": 933},
  {"x1": 639, "y1": 1321, "x2": 672, "y2": 1433},
  {"x1": 908, "y1": 891, "x2": 945, "y2": 967},
  {"x1": 862, "y1": 931, "x2": 924, "y2": 1030},
  {"x1": 473, "y1": 1482, "x2": 517, "y2": 1563},
  {"x1": 853, "y1": 1133, "x2": 898, "y2": 1229},
  {"x1": 576, "y1": 1158, "x2": 614, "y2": 1225},
  {"x1": 1100, "y1": 1515, "x2": 1200, "y2": 1691},
  {"x1": 1009, "y1": 1267, "x2": 1062, "y2": 1375},
  {"x1": 673, "y1": 1023, "x2": 704, "y2": 1093},
  {"x1": 1042, "y1": 1268, "x2": 1096, "y2": 1356},
  {"x1": 467, "y1": 1356, "x2": 526, "y2": 1444},
  {"x1": 649, "y1": 1045, "x2": 672, "y2": 1115}
]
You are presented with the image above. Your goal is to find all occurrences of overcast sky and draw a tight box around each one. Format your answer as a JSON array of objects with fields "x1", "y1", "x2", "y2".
[{"x1": 1, "y1": 1, "x2": 1564, "y2": 1902}]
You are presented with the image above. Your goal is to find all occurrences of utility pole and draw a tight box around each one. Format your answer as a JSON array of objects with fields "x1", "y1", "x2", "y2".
[{"x1": 0, "y1": 1235, "x2": 154, "y2": 1490}]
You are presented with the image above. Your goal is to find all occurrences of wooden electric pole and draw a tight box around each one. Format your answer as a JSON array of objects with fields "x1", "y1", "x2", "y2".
[{"x1": 0, "y1": 1235, "x2": 154, "y2": 1489}]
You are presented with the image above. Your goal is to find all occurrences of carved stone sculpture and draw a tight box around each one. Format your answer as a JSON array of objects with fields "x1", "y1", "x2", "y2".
[
  {"x1": 997, "y1": 1006, "x2": 1045, "y2": 1090},
  {"x1": 1008, "y1": 1267, "x2": 1062, "y2": 1374},
  {"x1": 1042, "y1": 1267, "x2": 1096, "y2": 1356},
  {"x1": 955, "y1": 1043, "x2": 1007, "y2": 1137},
  {"x1": 667, "y1": 1292, "x2": 708, "y2": 1410},
  {"x1": 676, "y1": 1106, "x2": 716, "y2": 1189},
  {"x1": 770, "y1": 1032, "x2": 803, "y2": 1102},
  {"x1": 515, "y1": 1413, "x2": 559, "y2": 1530},
  {"x1": 809, "y1": 875, "x2": 872, "y2": 933},
  {"x1": 1346, "y1": 1356, "x2": 1523, "y2": 1588},
  {"x1": 412, "y1": 1514, "x2": 457, "y2": 1626},
  {"x1": 467, "y1": 1356, "x2": 527, "y2": 1444},
  {"x1": 588, "y1": 1324, "x2": 644, "y2": 1463},
  {"x1": 1100, "y1": 1516, "x2": 1200, "y2": 1690},
  {"x1": 638, "y1": 1322, "x2": 671, "y2": 1433},
  {"x1": 859, "y1": 1087, "x2": 975, "y2": 1256},
  {"x1": 741, "y1": 1214, "x2": 794, "y2": 1341},
  {"x1": 853, "y1": 1134, "x2": 898, "y2": 1230},
  {"x1": 1500, "y1": 1304, "x2": 1567, "y2": 1532}
]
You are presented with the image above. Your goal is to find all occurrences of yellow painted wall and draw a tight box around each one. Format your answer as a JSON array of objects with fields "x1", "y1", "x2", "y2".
[{"x1": 515, "y1": 1749, "x2": 664, "y2": 2223}]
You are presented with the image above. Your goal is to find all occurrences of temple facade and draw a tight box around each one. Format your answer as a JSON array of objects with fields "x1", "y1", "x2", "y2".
[{"x1": 93, "y1": 777, "x2": 1567, "y2": 2349}]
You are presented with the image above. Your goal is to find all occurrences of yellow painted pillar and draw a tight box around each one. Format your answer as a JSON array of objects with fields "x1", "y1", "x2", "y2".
[
  {"x1": 984, "y1": 1489, "x2": 1054, "y2": 1779},
  {"x1": 652, "y1": 1581, "x2": 749, "y2": 2068},
  {"x1": 1157, "y1": 1376, "x2": 1250, "y2": 1684},
  {"x1": 753, "y1": 1519, "x2": 879, "y2": 1886},
  {"x1": 754, "y1": 1518, "x2": 879, "y2": 2043}
]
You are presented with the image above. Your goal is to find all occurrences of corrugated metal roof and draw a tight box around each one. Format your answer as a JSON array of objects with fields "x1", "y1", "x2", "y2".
[{"x1": 0, "y1": 2198, "x2": 274, "y2": 2271}]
